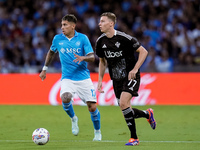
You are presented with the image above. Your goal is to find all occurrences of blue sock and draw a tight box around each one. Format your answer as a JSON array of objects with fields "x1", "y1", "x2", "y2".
[
  {"x1": 62, "y1": 101, "x2": 75, "y2": 118},
  {"x1": 90, "y1": 108, "x2": 101, "y2": 130}
]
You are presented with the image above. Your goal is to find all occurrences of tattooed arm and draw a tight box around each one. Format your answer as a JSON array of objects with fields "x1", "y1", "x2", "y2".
[{"x1": 39, "y1": 50, "x2": 56, "y2": 81}]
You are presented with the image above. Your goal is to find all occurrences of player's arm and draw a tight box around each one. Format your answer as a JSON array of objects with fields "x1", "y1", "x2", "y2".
[
  {"x1": 39, "y1": 50, "x2": 56, "y2": 81},
  {"x1": 73, "y1": 52, "x2": 95, "y2": 64},
  {"x1": 74, "y1": 34, "x2": 95, "y2": 64},
  {"x1": 98, "y1": 57, "x2": 107, "y2": 93},
  {"x1": 128, "y1": 46, "x2": 148, "y2": 80}
]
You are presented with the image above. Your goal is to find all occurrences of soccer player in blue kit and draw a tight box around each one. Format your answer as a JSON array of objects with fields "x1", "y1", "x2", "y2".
[{"x1": 39, "y1": 14, "x2": 101, "y2": 141}]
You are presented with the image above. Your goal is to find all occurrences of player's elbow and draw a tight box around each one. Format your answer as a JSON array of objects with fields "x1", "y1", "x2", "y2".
[
  {"x1": 90, "y1": 57, "x2": 95, "y2": 62},
  {"x1": 138, "y1": 46, "x2": 148, "y2": 57},
  {"x1": 87, "y1": 53, "x2": 95, "y2": 62},
  {"x1": 144, "y1": 48, "x2": 148, "y2": 56}
]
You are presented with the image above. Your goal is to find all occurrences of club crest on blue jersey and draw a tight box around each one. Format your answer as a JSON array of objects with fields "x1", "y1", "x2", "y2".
[{"x1": 76, "y1": 41, "x2": 81, "y2": 46}]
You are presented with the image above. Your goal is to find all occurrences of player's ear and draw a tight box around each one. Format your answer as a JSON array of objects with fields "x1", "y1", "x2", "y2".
[
  {"x1": 71, "y1": 23, "x2": 76, "y2": 29},
  {"x1": 110, "y1": 21, "x2": 113, "y2": 27}
]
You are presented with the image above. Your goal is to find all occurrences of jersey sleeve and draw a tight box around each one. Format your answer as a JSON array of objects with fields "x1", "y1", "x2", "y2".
[
  {"x1": 50, "y1": 36, "x2": 58, "y2": 53},
  {"x1": 83, "y1": 35, "x2": 94, "y2": 55},
  {"x1": 95, "y1": 39, "x2": 105, "y2": 58},
  {"x1": 131, "y1": 37, "x2": 141, "y2": 50}
]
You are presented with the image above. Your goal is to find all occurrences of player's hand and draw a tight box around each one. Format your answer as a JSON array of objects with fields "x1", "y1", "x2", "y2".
[
  {"x1": 97, "y1": 81, "x2": 104, "y2": 93},
  {"x1": 73, "y1": 53, "x2": 84, "y2": 64},
  {"x1": 128, "y1": 69, "x2": 138, "y2": 80},
  {"x1": 39, "y1": 70, "x2": 47, "y2": 81}
]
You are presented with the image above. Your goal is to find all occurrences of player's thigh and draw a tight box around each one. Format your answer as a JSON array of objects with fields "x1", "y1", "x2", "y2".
[
  {"x1": 76, "y1": 78, "x2": 97, "y2": 103},
  {"x1": 113, "y1": 77, "x2": 140, "y2": 105},
  {"x1": 60, "y1": 79, "x2": 75, "y2": 98}
]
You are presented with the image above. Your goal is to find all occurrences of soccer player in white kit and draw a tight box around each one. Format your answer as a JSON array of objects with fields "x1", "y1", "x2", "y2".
[{"x1": 39, "y1": 14, "x2": 101, "y2": 141}]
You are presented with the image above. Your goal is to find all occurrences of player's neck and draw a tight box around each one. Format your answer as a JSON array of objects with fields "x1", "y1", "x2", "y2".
[
  {"x1": 65, "y1": 31, "x2": 75, "y2": 39},
  {"x1": 105, "y1": 28, "x2": 115, "y2": 38}
]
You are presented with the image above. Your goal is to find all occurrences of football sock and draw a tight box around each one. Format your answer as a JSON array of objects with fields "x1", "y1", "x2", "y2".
[
  {"x1": 90, "y1": 108, "x2": 101, "y2": 130},
  {"x1": 122, "y1": 107, "x2": 138, "y2": 139},
  {"x1": 132, "y1": 108, "x2": 149, "y2": 119},
  {"x1": 62, "y1": 101, "x2": 75, "y2": 118}
]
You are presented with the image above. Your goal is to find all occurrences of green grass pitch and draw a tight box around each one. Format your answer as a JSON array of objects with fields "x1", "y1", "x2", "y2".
[{"x1": 0, "y1": 105, "x2": 200, "y2": 150}]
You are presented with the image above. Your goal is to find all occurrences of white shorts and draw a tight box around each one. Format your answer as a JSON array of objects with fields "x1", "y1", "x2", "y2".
[{"x1": 60, "y1": 78, "x2": 97, "y2": 104}]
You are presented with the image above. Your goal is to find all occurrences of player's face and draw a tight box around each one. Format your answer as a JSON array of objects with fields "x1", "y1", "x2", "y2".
[
  {"x1": 99, "y1": 16, "x2": 114, "y2": 33},
  {"x1": 61, "y1": 20, "x2": 75, "y2": 37}
]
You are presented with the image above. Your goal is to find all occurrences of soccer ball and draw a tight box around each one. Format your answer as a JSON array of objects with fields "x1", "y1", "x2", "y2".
[{"x1": 32, "y1": 128, "x2": 50, "y2": 145}]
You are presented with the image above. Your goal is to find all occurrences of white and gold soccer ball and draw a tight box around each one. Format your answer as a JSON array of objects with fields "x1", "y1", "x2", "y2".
[{"x1": 32, "y1": 128, "x2": 50, "y2": 145}]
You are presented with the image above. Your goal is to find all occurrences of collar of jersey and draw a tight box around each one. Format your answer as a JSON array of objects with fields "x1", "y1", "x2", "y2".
[{"x1": 114, "y1": 30, "x2": 117, "y2": 36}]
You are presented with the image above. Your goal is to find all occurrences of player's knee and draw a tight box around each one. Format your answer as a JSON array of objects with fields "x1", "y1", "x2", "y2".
[
  {"x1": 119, "y1": 101, "x2": 127, "y2": 110},
  {"x1": 87, "y1": 102, "x2": 97, "y2": 112},
  {"x1": 61, "y1": 92, "x2": 72, "y2": 103}
]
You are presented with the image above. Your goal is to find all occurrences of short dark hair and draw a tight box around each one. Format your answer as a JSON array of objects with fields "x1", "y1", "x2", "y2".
[
  {"x1": 62, "y1": 14, "x2": 77, "y2": 24},
  {"x1": 101, "y1": 12, "x2": 116, "y2": 24}
]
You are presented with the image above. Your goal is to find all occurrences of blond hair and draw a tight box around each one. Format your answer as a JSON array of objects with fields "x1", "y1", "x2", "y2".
[{"x1": 101, "y1": 12, "x2": 116, "y2": 25}]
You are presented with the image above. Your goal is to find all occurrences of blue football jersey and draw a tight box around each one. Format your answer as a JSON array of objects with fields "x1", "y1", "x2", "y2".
[{"x1": 50, "y1": 31, "x2": 93, "y2": 81}]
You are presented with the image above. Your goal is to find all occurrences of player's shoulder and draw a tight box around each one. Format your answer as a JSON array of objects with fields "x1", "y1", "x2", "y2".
[
  {"x1": 116, "y1": 30, "x2": 133, "y2": 40},
  {"x1": 76, "y1": 32, "x2": 89, "y2": 40},
  {"x1": 96, "y1": 33, "x2": 106, "y2": 43},
  {"x1": 75, "y1": 31, "x2": 86, "y2": 37}
]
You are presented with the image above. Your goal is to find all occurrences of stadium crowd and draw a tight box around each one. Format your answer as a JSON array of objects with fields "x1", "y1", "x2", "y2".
[{"x1": 0, "y1": 0, "x2": 199, "y2": 73}]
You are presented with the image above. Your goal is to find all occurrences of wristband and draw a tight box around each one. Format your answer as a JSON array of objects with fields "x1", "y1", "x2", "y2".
[{"x1": 42, "y1": 66, "x2": 48, "y2": 71}]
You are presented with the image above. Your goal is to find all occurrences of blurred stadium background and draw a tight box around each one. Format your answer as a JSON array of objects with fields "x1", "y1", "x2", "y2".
[
  {"x1": 0, "y1": 0, "x2": 199, "y2": 74},
  {"x1": 0, "y1": 1, "x2": 200, "y2": 149}
]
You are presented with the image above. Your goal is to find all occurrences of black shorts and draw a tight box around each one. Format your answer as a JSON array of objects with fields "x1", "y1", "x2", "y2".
[{"x1": 112, "y1": 75, "x2": 140, "y2": 99}]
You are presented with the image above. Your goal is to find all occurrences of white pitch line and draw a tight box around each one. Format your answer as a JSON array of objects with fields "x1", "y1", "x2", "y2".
[{"x1": 0, "y1": 140, "x2": 200, "y2": 143}]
